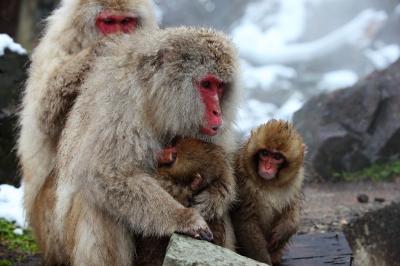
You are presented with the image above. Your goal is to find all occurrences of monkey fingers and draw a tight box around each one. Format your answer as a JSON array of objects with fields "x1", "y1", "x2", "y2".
[{"x1": 179, "y1": 226, "x2": 214, "y2": 242}]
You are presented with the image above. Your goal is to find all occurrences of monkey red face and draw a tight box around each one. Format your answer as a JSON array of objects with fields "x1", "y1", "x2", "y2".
[
  {"x1": 258, "y1": 150, "x2": 286, "y2": 180},
  {"x1": 196, "y1": 75, "x2": 224, "y2": 136},
  {"x1": 95, "y1": 10, "x2": 138, "y2": 35}
]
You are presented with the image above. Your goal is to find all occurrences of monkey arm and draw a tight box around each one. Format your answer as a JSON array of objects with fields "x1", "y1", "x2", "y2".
[
  {"x1": 87, "y1": 166, "x2": 213, "y2": 240},
  {"x1": 192, "y1": 169, "x2": 236, "y2": 221},
  {"x1": 268, "y1": 200, "x2": 301, "y2": 252},
  {"x1": 38, "y1": 47, "x2": 94, "y2": 139}
]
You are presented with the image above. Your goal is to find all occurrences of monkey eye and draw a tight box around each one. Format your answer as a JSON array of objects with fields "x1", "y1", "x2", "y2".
[
  {"x1": 121, "y1": 17, "x2": 134, "y2": 25},
  {"x1": 259, "y1": 150, "x2": 270, "y2": 158},
  {"x1": 201, "y1": 80, "x2": 212, "y2": 89},
  {"x1": 272, "y1": 153, "x2": 284, "y2": 161},
  {"x1": 102, "y1": 18, "x2": 115, "y2": 25}
]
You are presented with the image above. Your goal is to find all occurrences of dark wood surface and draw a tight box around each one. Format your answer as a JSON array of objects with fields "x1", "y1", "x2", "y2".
[{"x1": 282, "y1": 232, "x2": 353, "y2": 266}]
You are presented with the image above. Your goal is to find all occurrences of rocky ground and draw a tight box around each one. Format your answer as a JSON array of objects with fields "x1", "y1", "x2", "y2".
[
  {"x1": 299, "y1": 180, "x2": 400, "y2": 234},
  {"x1": 1, "y1": 180, "x2": 399, "y2": 265}
]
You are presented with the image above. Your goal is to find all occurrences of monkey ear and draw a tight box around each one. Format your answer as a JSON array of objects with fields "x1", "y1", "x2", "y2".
[{"x1": 157, "y1": 48, "x2": 176, "y2": 64}]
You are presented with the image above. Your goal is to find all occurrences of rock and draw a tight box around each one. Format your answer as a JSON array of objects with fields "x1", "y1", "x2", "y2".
[
  {"x1": 343, "y1": 202, "x2": 400, "y2": 266},
  {"x1": 163, "y1": 234, "x2": 268, "y2": 266},
  {"x1": 374, "y1": 197, "x2": 385, "y2": 203},
  {"x1": 0, "y1": 49, "x2": 29, "y2": 186},
  {"x1": 357, "y1": 194, "x2": 369, "y2": 204},
  {"x1": 293, "y1": 59, "x2": 400, "y2": 181}
]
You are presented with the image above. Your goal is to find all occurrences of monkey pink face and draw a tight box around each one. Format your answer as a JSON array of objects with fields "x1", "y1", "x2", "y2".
[
  {"x1": 95, "y1": 10, "x2": 138, "y2": 35},
  {"x1": 258, "y1": 150, "x2": 286, "y2": 180},
  {"x1": 196, "y1": 75, "x2": 225, "y2": 136}
]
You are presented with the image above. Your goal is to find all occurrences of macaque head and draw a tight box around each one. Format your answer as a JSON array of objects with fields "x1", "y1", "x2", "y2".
[
  {"x1": 137, "y1": 27, "x2": 239, "y2": 138},
  {"x1": 71, "y1": 0, "x2": 157, "y2": 37},
  {"x1": 246, "y1": 120, "x2": 305, "y2": 186},
  {"x1": 157, "y1": 138, "x2": 228, "y2": 189}
]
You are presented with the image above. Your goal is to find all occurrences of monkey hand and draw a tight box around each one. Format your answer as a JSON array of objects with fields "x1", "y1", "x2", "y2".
[
  {"x1": 267, "y1": 222, "x2": 297, "y2": 251},
  {"x1": 175, "y1": 208, "x2": 213, "y2": 242}
]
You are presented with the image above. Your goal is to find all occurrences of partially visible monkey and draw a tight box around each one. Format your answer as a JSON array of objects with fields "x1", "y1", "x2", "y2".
[
  {"x1": 17, "y1": 0, "x2": 157, "y2": 260},
  {"x1": 135, "y1": 138, "x2": 236, "y2": 265},
  {"x1": 40, "y1": 27, "x2": 240, "y2": 265},
  {"x1": 232, "y1": 120, "x2": 305, "y2": 265}
]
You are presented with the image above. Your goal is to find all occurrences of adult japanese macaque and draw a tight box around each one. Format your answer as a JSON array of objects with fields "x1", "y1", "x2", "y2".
[
  {"x1": 232, "y1": 120, "x2": 305, "y2": 265},
  {"x1": 135, "y1": 138, "x2": 236, "y2": 265},
  {"x1": 17, "y1": 0, "x2": 157, "y2": 254},
  {"x1": 36, "y1": 27, "x2": 240, "y2": 265}
]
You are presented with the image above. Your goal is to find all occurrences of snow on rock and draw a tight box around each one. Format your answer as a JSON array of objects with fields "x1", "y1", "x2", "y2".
[
  {"x1": 235, "y1": 92, "x2": 304, "y2": 134},
  {"x1": 365, "y1": 44, "x2": 400, "y2": 70},
  {"x1": 0, "y1": 34, "x2": 26, "y2": 56},
  {"x1": 242, "y1": 61, "x2": 297, "y2": 90},
  {"x1": 0, "y1": 185, "x2": 25, "y2": 227},
  {"x1": 236, "y1": 100, "x2": 277, "y2": 134},
  {"x1": 233, "y1": 8, "x2": 388, "y2": 65},
  {"x1": 318, "y1": 70, "x2": 359, "y2": 91}
]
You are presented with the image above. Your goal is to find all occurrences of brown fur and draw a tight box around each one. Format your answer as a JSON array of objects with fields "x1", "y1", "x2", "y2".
[
  {"x1": 38, "y1": 27, "x2": 240, "y2": 265},
  {"x1": 135, "y1": 138, "x2": 236, "y2": 265},
  {"x1": 232, "y1": 120, "x2": 305, "y2": 265},
  {"x1": 17, "y1": 1, "x2": 157, "y2": 263}
]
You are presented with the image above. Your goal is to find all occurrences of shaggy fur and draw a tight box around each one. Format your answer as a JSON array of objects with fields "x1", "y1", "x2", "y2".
[
  {"x1": 232, "y1": 120, "x2": 305, "y2": 265},
  {"x1": 135, "y1": 138, "x2": 237, "y2": 265},
  {"x1": 17, "y1": 0, "x2": 156, "y2": 262},
  {"x1": 37, "y1": 27, "x2": 239, "y2": 265}
]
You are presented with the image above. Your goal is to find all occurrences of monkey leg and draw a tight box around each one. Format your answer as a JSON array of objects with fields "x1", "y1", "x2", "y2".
[
  {"x1": 234, "y1": 219, "x2": 272, "y2": 264},
  {"x1": 68, "y1": 202, "x2": 134, "y2": 266}
]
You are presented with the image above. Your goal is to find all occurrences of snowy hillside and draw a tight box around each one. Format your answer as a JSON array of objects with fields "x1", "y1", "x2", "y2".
[{"x1": 156, "y1": 0, "x2": 400, "y2": 134}]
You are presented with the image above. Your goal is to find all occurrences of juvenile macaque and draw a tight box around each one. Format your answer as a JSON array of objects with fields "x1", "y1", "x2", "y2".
[
  {"x1": 37, "y1": 27, "x2": 240, "y2": 265},
  {"x1": 135, "y1": 138, "x2": 236, "y2": 265},
  {"x1": 232, "y1": 120, "x2": 305, "y2": 265},
  {"x1": 17, "y1": 1, "x2": 157, "y2": 257}
]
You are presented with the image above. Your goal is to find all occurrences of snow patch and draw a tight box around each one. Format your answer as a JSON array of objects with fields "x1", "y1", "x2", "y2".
[
  {"x1": 0, "y1": 185, "x2": 26, "y2": 227},
  {"x1": 242, "y1": 61, "x2": 297, "y2": 90},
  {"x1": 365, "y1": 44, "x2": 400, "y2": 70},
  {"x1": 233, "y1": 8, "x2": 387, "y2": 65},
  {"x1": 318, "y1": 70, "x2": 359, "y2": 91},
  {"x1": 0, "y1": 34, "x2": 26, "y2": 56}
]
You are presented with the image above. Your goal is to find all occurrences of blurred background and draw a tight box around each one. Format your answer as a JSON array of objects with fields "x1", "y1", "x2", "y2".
[{"x1": 0, "y1": 0, "x2": 400, "y2": 265}]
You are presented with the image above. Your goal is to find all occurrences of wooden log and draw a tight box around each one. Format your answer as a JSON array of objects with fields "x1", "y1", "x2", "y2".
[{"x1": 282, "y1": 232, "x2": 353, "y2": 266}]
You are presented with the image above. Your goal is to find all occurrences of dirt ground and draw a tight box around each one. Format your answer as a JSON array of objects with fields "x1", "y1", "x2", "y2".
[{"x1": 299, "y1": 180, "x2": 400, "y2": 234}]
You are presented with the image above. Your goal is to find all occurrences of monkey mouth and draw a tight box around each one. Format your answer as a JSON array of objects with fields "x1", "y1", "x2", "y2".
[
  {"x1": 200, "y1": 126, "x2": 220, "y2": 136},
  {"x1": 258, "y1": 170, "x2": 276, "y2": 181}
]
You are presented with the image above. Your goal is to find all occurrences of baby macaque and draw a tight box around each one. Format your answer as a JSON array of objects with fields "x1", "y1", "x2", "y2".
[
  {"x1": 135, "y1": 138, "x2": 236, "y2": 266},
  {"x1": 232, "y1": 120, "x2": 305, "y2": 265}
]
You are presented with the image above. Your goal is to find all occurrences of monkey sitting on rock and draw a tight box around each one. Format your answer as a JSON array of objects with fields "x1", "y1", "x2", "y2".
[
  {"x1": 135, "y1": 138, "x2": 236, "y2": 265},
  {"x1": 34, "y1": 26, "x2": 240, "y2": 265},
  {"x1": 232, "y1": 119, "x2": 305, "y2": 265}
]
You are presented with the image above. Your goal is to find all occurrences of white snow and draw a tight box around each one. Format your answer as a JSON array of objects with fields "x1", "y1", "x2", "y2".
[
  {"x1": 13, "y1": 228, "x2": 24, "y2": 235},
  {"x1": 318, "y1": 70, "x2": 359, "y2": 91},
  {"x1": 0, "y1": 185, "x2": 25, "y2": 227},
  {"x1": 242, "y1": 61, "x2": 297, "y2": 90},
  {"x1": 233, "y1": 8, "x2": 387, "y2": 65},
  {"x1": 365, "y1": 44, "x2": 400, "y2": 70},
  {"x1": 0, "y1": 34, "x2": 26, "y2": 56}
]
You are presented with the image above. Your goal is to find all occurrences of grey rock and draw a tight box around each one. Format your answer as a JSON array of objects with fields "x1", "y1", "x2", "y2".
[
  {"x1": 163, "y1": 234, "x2": 268, "y2": 266},
  {"x1": 293, "y1": 59, "x2": 400, "y2": 181},
  {"x1": 0, "y1": 49, "x2": 29, "y2": 186},
  {"x1": 344, "y1": 201, "x2": 400, "y2": 266}
]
